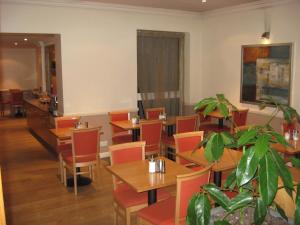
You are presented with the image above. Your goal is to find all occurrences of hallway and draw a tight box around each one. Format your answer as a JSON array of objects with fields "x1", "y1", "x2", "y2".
[{"x1": 0, "y1": 118, "x2": 114, "y2": 225}]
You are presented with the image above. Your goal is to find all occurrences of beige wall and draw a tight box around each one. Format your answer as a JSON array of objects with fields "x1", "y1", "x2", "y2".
[
  {"x1": 0, "y1": 2, "x2": 203, "y2": 115},
  {"x1": 0, "y1": 48, "x2": 38, "y2": 90},
  {"x1": 199, "y1": 2, "x2": 300, "y2": 115}
]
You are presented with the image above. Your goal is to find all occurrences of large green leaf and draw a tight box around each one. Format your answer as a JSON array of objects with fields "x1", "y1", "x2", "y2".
[
  {"x1": 259, "y1": 153, "x2": 278, "y2": 205},
  {"x1": 203, "y1": 102, "x2": 218, "y2": 117},
  {"x1": 194, "y1": 97, "x2": 216, "y2": 111},
  {"x1": 204, "y1": 133, "x2": 224, "y2": 162},
  {"x1": 186, "y1": 193, "x2": 211, "y2": 225},
  {"x1": 223, "y1": 169, "x2": 236, "y2": 191},
  {"x1": 270, "y1": 149, "x2": 293, "y2": 196},
  {"x1": 290, "y1": 157, "x2": 300, "y2": 168},
  {"x1": 295, "y1": 184, "x2": 300, "y2": 224},
  {"x1": 254, "y1": 198, "x2": 267, "y2": 225},
  {"x1": 271, "y1": 132, "x2": 289, "y2": 147},
  {"x1": 203, "y1": 184, "x2": 230, "y2": 211},
  {"x1": 237, "y1": 129, "x2": 257, "y2": 147},
  {"x1": 254, "y1": 134, "x2": 270, "y2": 160},
  {"x1": 228, "y1": 191, "x2": 253, "y2": 212},
  {"x1": 218, "y1": 103, "x2": 229, "y2": 118},
  {"x1": 236, "y1": 147, "x2": 259, "y2": 186},
  {"x1": 220, "y1": 132, "x2": 234, "y2": 146},
  {"x1": 214, "y1": 220, "x2": 231, "y2": 225}
]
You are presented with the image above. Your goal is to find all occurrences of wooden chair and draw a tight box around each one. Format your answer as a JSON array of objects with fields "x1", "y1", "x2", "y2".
[
  {"x1": 62, "y1": 127, "x2": 101, "y2": 195},
  {"x1": 137, "y1": 167, "x2": 211, "y2": 225},
  {"x1": 228, "y1": 109, "x2": 249, "y2": 133},
  {"x1": 145, "y1": 107, "x2": 165, "y2": 120},
  {"x1": 55, "y1": 116, "x2": 80, "y2": 183},
  {"x1": 174, "y1": 131, "x2": 204, "y2": 171},
  {"x1": 9, "y1": 89, "x2": 24, "y2": 116},
  {"x1": 140, "y1": 120, "x2": 163, "y2": 157},
  {"x1": 109, "y1": 142, "x2": 171, "y2": 225},
  {"x1": 163, "y1": 115, "x2": 198, "y2": 155},
  {"x1": 109, "y1": 110, "x2": 132, "y2": 144},
  {"x1": 0, "y1": 90, "x2": 10, "y2": 117}
]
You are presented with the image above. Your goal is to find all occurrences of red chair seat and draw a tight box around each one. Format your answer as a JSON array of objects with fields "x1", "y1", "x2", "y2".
[
  {"x1": 225, "y1": 191, "x2": 237, "y2": 199},
  {"x1": 112, "y1": 133, "x2": 132, "y2": 144},
  {"x1": 61, "y1": 151, "x2": 96, "y2": 164},
  {"x1": 137, "y1": 197, "x2": 184, "y2": 225},
  {"x1": 145, "y1": 144, "x2": 160, "y2": 153},
  {"x1": 114, "y1": 188, "x2": 171, "y2": 208}
]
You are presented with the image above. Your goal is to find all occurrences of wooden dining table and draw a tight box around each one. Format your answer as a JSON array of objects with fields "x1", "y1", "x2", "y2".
[
  {"x1": 201, "y1": 110, "x2": 232, "y2": 128},
  {"x1": 272, "y1": 139, "x2": 300, "y2": 158},
  {"x1": 176, "y1": 148, "x2": 242, "y2": 187},
  {"x1": 109, "y1": 117, "x2": 176, "y2": 141},
  {"x1": 49, "y1": 127, "x2": 103, "y2": 140},
  {"x1": 106, "y1": 157, "x2": 191, "y2": 205}
]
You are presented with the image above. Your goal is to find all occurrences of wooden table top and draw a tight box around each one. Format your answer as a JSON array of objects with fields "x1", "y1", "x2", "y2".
[
  {"x1": 106, "y1": 157, "x2": 191, "y2": 192},
  {"x1": 110, "y1": 117, "x2": 176, "y2": 131},
  {"x1": 206, "y1": 110, "x2": 232, "y2": 119},
  {"x1": 272, "y1": 139, "x2": 300, "y2": 155},
  {"x1": 49, "y1": 127, "x2": 103, "y2": 140},
  {"x1": 176, "y1": 148, "x2": 242, "y2": 172}
]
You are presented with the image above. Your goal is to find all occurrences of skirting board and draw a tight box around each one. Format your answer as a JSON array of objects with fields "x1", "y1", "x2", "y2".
[{"x1": 99, "y1": 151, "x2": 110, "y2": 159}]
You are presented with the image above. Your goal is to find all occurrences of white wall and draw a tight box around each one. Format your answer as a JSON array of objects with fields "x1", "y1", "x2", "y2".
[
  {"x1": 200, "y1": 1, "x2": 300, "y2": 113},
  {"x1": 0, "y1": 48, "x2": 38, "y2": 90},
  {"x1": 0, "y1": 2, "x2": 202, "y2": 115}
]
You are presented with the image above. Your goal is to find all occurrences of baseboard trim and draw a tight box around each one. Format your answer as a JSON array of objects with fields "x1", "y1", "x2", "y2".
[{"x1": 99, "y1": 151, "x2": 110, "y2": 159}]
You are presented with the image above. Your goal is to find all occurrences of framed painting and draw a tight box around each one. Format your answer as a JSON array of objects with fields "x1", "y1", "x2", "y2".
[{"x1": 240, "y1": 43, "x2": 292, "y2": 105}]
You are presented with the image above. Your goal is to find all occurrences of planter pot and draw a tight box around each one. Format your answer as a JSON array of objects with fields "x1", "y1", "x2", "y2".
[{"x1": 210, "y1": 207, "x2": 293, "y2": 225}]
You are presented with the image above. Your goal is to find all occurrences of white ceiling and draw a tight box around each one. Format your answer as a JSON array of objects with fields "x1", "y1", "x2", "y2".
[{"x1": 81, "y1": 0, "x2": 260, "y2": 12}]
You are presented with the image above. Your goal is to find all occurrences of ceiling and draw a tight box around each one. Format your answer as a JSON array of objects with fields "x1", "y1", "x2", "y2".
[
  {"x1": 0, "y1": 33, "x2": 57, "y2": 48},
  {"x1": 82, "y1": 0, "x2": 261, "y2": 12}
]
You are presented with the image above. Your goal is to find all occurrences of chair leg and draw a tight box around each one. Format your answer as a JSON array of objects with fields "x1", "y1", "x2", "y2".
[
  {"x1": 113, "y1": 204, "x2": 118, "y2": 225},
  {"x1": 125, "y1": 208, "x2": 131, "y2": 225},
  {"x1": 73, "y1": 167, "x2": 77, "y2": 196},
  {"x1": 63, "y1": 164, "x2": 67, "y2": 187},
  {"x1": 59, "y1": 154, "x2": 64, "y2": 183},
  {"x1": 89, "y1": 166, "x2": 93, "y2": 180}
]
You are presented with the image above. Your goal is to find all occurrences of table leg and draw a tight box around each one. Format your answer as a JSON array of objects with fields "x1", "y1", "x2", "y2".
[
  {"x1": 218, "y1": 119, "x2": 224, "y2": 129},
  {"x1": 295, "y1": 154, "x2": 300, "y2": 159},
  {"x1": 213, "y1": 171, "x2": 222, "y2": 187},
  {"x1": 167, "y1": 125, "x2": 174, "y2": 136},
  {"x1": 132, "y1": 129, "x2": 139, "y2": 141},
  {"x1": 148, "y1": 189, "x2": 157, "y2": 205}
]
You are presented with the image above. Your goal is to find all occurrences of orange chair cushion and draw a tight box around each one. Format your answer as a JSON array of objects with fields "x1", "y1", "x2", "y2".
[
  {"x1": 137, "y1": 197, "x2": 185, "y2": 225},
  {"x1": 114, "y1": 188, "x2": 171, "y2": 208},
  {"x1": 61, "y1": 151, "x2": 96, "y2": 164},
  {"x1": 112, "y1": 133, "x2": 132, "y2": 144}
]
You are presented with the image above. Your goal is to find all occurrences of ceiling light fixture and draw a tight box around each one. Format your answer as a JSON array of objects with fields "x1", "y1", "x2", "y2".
[
  {"x1": 261, "y1": 31, "x2": 270, "y2": 40},
  {"x1": 202, "y1": 0, "x2": 206, "y2": 2},
  {"x1": 14, "y1": 42, "x2": 18, "y2": 46},
  {"x1": 24, "y1": 38, "x2": 28, "y2": 41}
]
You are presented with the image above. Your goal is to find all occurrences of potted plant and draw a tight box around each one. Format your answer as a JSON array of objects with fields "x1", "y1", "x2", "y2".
[{"x1": 186, "y1": 94, "x2": 300, "y2": 225}]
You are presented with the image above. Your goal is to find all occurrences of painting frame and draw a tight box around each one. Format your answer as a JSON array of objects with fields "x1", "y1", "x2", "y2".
[{"x1": 240, "y1": 43, "x2": 293, "y2": 106}]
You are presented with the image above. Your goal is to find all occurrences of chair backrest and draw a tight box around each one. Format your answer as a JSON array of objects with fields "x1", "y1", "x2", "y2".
[
  {"x1": 176, "y1": 115, "x2": 198, "y2": 134},
  {"x1": 174, "y1": 131, "x2": 204, "y2": 165},
  {"x1": 282, "y1": 119, "x2": 297, "y2": 133},
  {"x1": 9, "y1": 90, "x2": 23, "y2": 105},
  {"x1": 232, "y1": 109, "x2": 248, "y2": 128},
  {"x1": 145, "y1": 107, "x2": 165, "y2": 120},
  {"x1": 198, "y1": 109, "x2": 211, "y2": 124},
  {"x1": 108, "y1": 110, "x2": 130, "y2": 134},
  {"x1": 55, "y1": 116, "x2": 80, "y2": 128},
  {"x1": 175, "y1": 167, "x2": 211, "y2": 225},
  {"x1": 109, "y1": 141, "x2": 145, "y2": 190},
  {"x1": 71, "y1": 127, "x2": 101, "y2": 164},
  {"x1": 140, "y1": 120, "x2": 163, "y2": 154}
]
